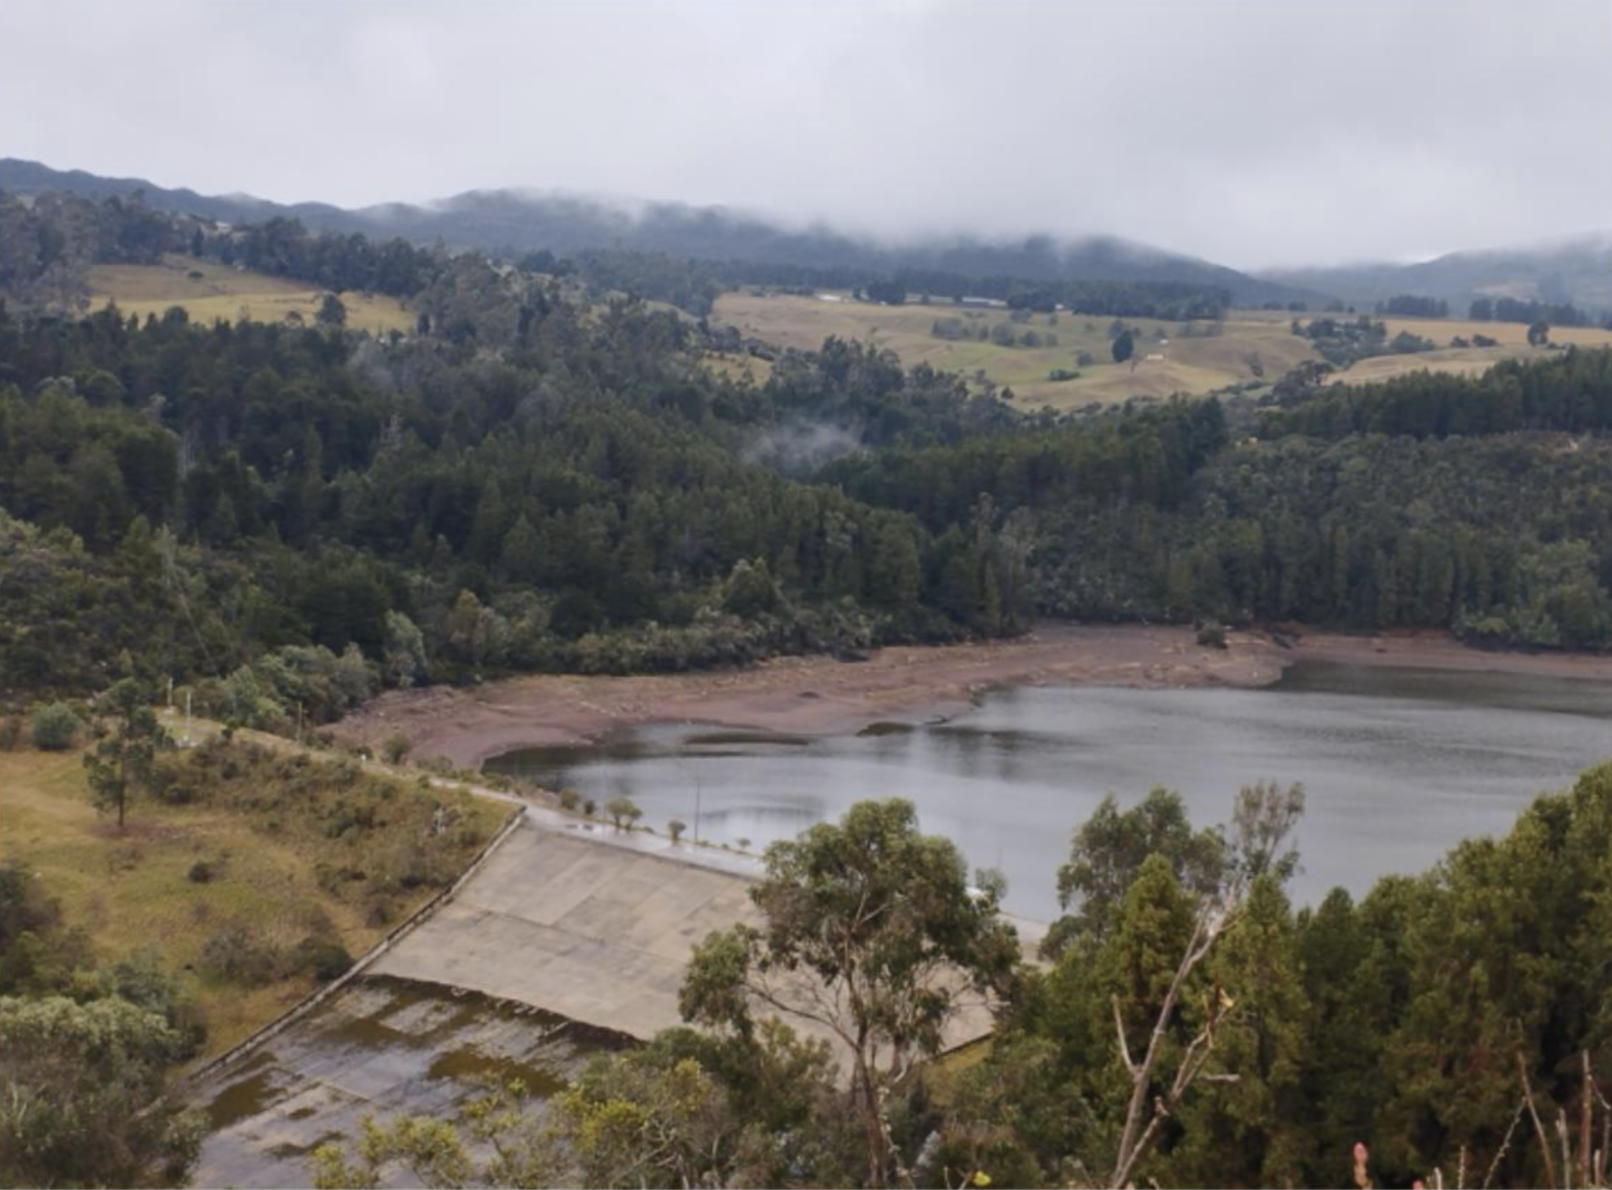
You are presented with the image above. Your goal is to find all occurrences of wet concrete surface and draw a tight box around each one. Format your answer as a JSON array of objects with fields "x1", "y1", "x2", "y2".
[{"x1": 193, "y1": 975, "x2": 624, "y2": 1189}]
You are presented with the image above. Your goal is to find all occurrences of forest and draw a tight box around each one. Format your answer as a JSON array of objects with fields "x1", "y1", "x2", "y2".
[{"x1": 3, "y1": 195, "x2": 1612, "y2": 728}]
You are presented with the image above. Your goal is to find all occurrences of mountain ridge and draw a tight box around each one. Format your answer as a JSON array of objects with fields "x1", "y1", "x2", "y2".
[
  {"x1": 0, "y1": 157, "x2": 1323, "y2": 307},
  {"x1": 1260, "y1": 232, "x2": 1612, "y2": 314}
]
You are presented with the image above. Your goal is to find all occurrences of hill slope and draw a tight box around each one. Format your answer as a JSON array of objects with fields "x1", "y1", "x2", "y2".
[{"x1": 1262, "y1": 234, "x2": 1612, "y2": 315}]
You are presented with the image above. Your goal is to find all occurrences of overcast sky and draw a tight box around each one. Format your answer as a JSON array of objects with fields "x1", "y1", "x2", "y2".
[{"x1": 2, "y1": 0, "x2": 1608, "y2": 269}]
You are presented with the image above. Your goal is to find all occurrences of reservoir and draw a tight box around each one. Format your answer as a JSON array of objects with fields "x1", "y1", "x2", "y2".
[{"x1": 484, "y1": 663, "x2": 1611, "y2": 918}]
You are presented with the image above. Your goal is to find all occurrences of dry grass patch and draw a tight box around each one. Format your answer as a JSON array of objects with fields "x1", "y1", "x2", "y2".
[
  {"x1": 87, "y1": 254, "x2": 415, "y2": 336},
  {"x1": 713, "y1": 292, "x2": 1612, "y2": 409},
  {"x1": 712, "y1": 291, "x2": 1318, "y2": 410},
  {"x1": 0, "y1": 742, "x2": 508, "y2": 1062}
]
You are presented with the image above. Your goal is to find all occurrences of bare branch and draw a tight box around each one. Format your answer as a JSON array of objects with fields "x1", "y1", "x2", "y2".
[
  {"x1": 1112, "y1": 995, "x2": 1138, "y2": 1076},
  {"x1": 1482, "y1": 1098, "x2": 1527, "y2": 1190},
  {"x1": 1519, "y1": 1050, "x2": 1559, "y2": 1190}
]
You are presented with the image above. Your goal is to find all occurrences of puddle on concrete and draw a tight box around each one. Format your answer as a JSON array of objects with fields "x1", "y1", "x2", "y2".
[
  {"x1": 425, "y1": 1045, "x2": 568, "y2": 1097},
  {"x1": 193, "y1": 976, "x2": 627, "y2": 1189},
  {"x1": 205, "y1": 1050, "x2": 281, "y2": 1131}
]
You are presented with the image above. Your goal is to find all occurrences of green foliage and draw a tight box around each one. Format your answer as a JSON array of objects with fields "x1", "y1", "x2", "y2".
[
  {"x1": 0, "y1": 860, "x2": 88, "y2": 998},
  {"x1": 289, "y1": 936, "x2": 355, "y2": 982},
  {"x1": 382, "y1": 610, "x2": 429, "y2": 689},
  {"x1": 303, "y1": 769, "x2": 1611, "y2": 1189},
  {"x1": 82, "y1": 678, "x2": 166, "y2": 829},
  {"x1": 311, "y1": 1111, "x2": 475, "y2": 1190},
  {"x1": 1043, "y1": 787, "x2": 1224, "y2": 959},
  {"x1": 604, "y1": 796, "x2": 643, "y2": 831},
  {"x1": 28, "y1": 700, "x2": 81, "y2": 749},
  {"x1": 198, "y1": 923, "x2": 280, "y2": 983},
  {"x1": 0, "y1": 994, "x2": 204, "y2": 1189},
  {"x1": 316, "y1": 292, "x2": 347, "y2": 326},
  {"x1": 204, "y1": 643, "x2": 377, "y2": 730},
  {"x1": 1388, "y1": 329, "x2": 1436, "y2": 353},
  {"x1": 1111, "y1": 328, "x2": 1135, "y2": 363},
  {"x1": 1266, "y1": 346, "x2": 1612, "y2": 439},
  {"x1": 381, "y1": 733, "x2": 412, "y2": 764},
  {"x1": 681, "y1": 798, "x2": 1021, "y2": 1186},
  {"x1": 1381, "y1": 294, "x2": 1449, "y2": 318},
  {"x1": 1292, "y1": 314, "x2": 1392, "y2": 367},
  {"x1": 998, "y1": 766, "x2": 1611, "y2": 1188}
]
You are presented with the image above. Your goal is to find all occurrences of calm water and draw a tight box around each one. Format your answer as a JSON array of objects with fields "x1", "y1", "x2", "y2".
[{"x1": 485, "y1": 663, "x2": 1611, "y2": 918}]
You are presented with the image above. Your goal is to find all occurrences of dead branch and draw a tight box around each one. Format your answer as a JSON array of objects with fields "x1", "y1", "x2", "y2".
[
  {"x1": 1483, "y1": 1099, "x2": 1527, "y2": 1189},
  {"x1": 1107, "y1": 911, "x2": 1232, "y2": 1189},
  {"x1": 1113, "y1": 994, "x2": 1138, "y2": 1076},
  {"x1": 1519, "y1": 1050, "x2": 1559, "y2": 1190}
]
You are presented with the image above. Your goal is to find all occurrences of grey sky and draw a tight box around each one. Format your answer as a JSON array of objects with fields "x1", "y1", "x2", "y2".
[{"x1": 2, "y1": 0, "x2": 1608, "y2": 269}]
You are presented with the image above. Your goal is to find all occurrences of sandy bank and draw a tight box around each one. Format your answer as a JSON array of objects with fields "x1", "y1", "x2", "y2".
[{"x1": 335, "y1": 624, "x2": 1610, "y2": 768}]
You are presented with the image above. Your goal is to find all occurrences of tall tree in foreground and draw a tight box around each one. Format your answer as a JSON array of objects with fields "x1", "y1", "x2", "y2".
[
  {"x1": 679, "y1": 798, "x2": 1023, "y2": 1188},
  {"x1": 1095, "y1": 780, "x2": 1305, "y2": 1187}
]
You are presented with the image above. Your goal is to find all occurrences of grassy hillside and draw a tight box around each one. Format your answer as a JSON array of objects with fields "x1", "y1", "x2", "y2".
[
  {"x1": 713, "y1": 293, "x2": 1612, "y2": 408},
  {"x1": 86, "y1": 254, "x2": 415, "y2": 335},
  {"x1": 0, "y1": 734, "x2": 508, "y2": 1063}
]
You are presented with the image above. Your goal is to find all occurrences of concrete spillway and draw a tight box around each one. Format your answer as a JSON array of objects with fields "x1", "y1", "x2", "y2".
[
  {"x1": 191, "y1": 809, "x2": 1033, "y2": 1185},
  {"x1": 370, "y1": 821, "x2": 764, "y2": 1039},
  {"x1": 368, "y1": 813, "x2": 1026, "y2": 1050}
]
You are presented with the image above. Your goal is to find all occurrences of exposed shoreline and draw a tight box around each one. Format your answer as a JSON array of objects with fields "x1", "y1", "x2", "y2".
[
  {"x1": 335, "y1": 624, "x2": 1612, "y2": 768},
  {"x1": 333, "y1": 625, "x2": 1605, "y2": 764}
]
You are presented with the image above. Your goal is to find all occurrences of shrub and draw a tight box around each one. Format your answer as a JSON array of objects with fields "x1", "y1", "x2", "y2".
[
  {"x1": 381, "y1": 734, "x2": 411, "y2": 764},
  {"x1": 364, "y1": 899, "x2": 394, "y2": 928},
  {"x1": 668, "y1": 819, "x2": 688, "y2": 844},
  {"x1": 605, "y1": 797, "x2": 643, "y2": 831},
  {"x1": 198, "y1": 925, "x2": 278, "y2": 984},
  {"x1": 0, "y1": 716, "x2": 22, "y2": 750},
  {"x1": 30, "y1": 702, "x2": 82, "y2": 751},
  {"x1": 583, "y1": 798, "x2": 597, "y2": 818},
  {"x1": 186, "y1": 860, "x2": 218, "y2": 884},
  {"x1": 289, "y1": 936, "x2": 354, "y2": 982},
  {"x1": 558, "y1": 788, "x2": 581, "y2": 812},
  {"x1": 1196, "y1": 620, "x2": 1229, "y2": 649}
]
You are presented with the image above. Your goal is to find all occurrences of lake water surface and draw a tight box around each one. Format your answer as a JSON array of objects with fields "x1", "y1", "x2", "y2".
[{"x1": 485, "y1": 663, "x2": 1611, "y2": 918}]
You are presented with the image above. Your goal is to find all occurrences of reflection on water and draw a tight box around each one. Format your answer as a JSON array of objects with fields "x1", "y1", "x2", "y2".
[{"x1": 485, "y1": 662, "x2": 1612, "y2": 917}]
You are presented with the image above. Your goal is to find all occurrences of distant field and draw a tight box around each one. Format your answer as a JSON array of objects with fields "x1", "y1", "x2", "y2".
[
  {"x1": 712, "y1": 293, "x2": 1612, "y2": 407},
  {"x1": 1380, "y1": 315, "x2": 1612, "y2": 348},
  {"x1": 87, "y1": 254, "x2": 416, "y2": 336}
]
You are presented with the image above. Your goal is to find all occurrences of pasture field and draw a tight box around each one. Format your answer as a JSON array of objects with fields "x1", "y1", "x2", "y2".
[
  {"x1": 0, "y1": 740, "x2": 506, "y2": 1063},
  {"x1": 86, "y1": 253, "x2": 416, "y2": 335},
  {"x1": 712, "y1": 292, "x2": 1612, "y2": 407}
]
